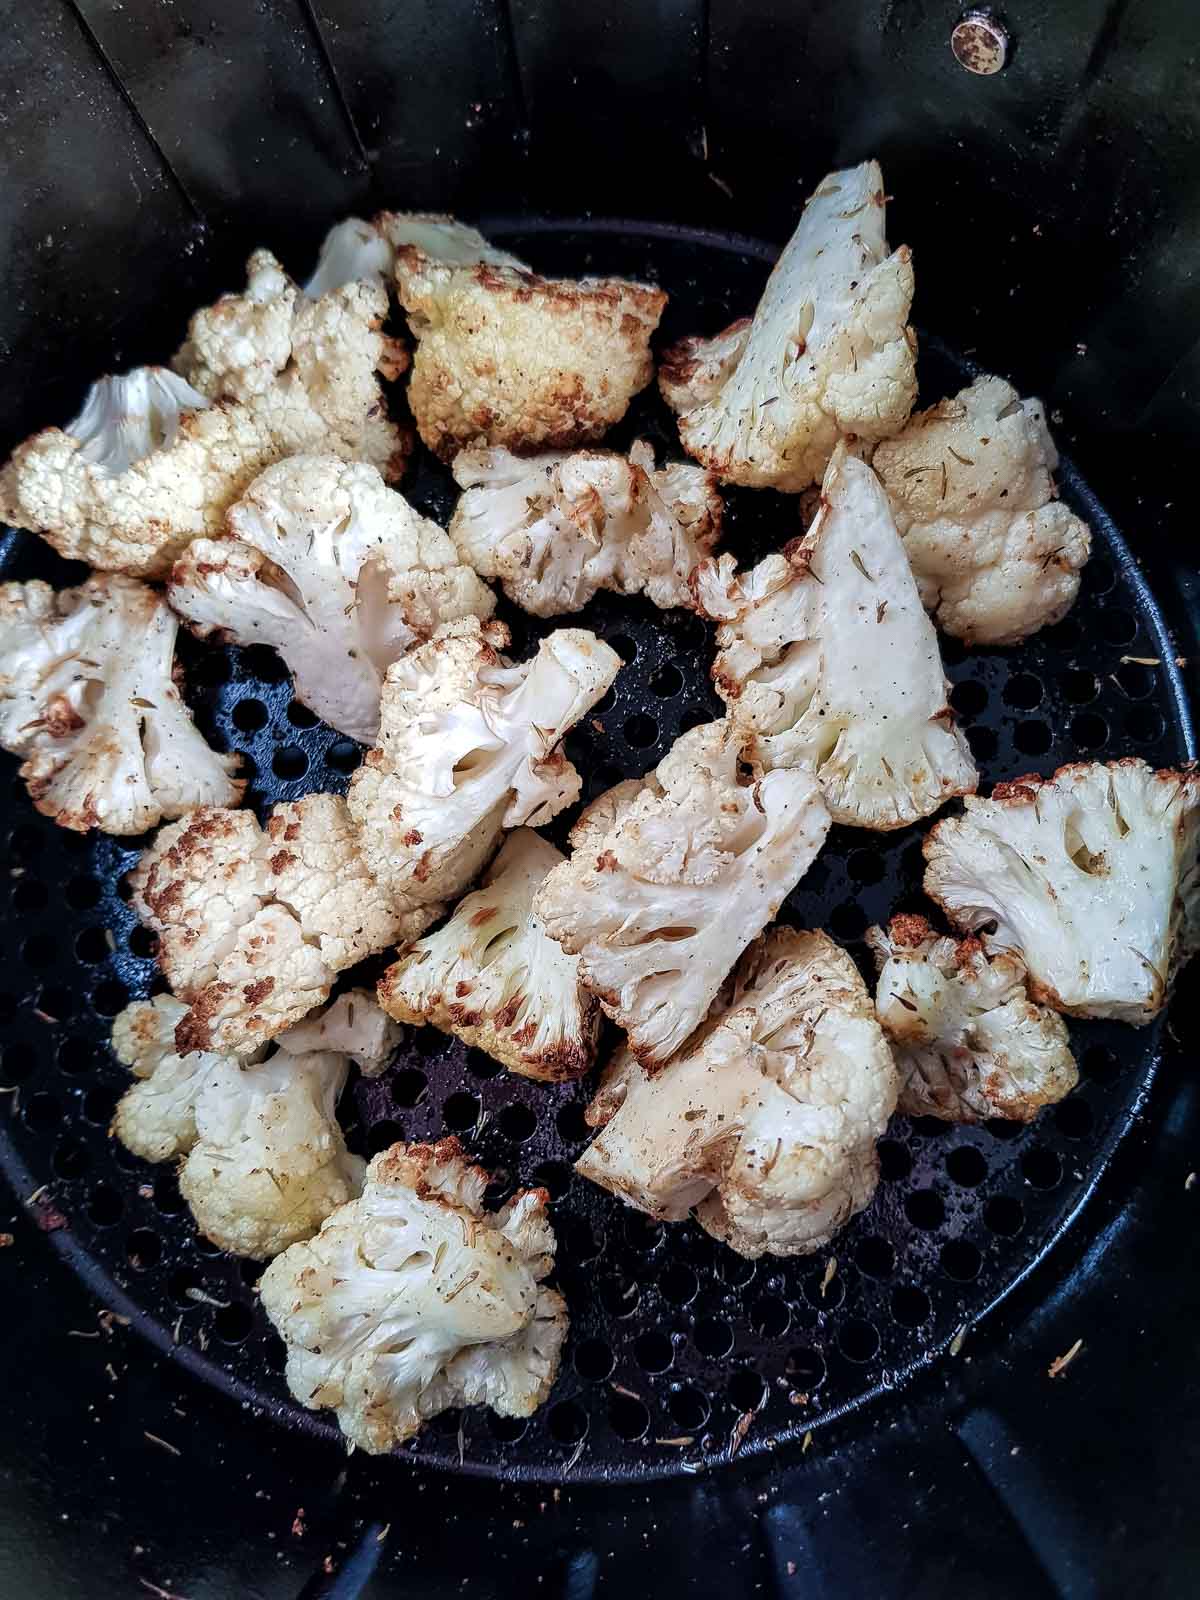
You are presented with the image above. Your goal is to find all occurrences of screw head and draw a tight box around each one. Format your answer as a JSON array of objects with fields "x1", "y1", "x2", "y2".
[{"x1": 950, "y1": 11, "x2": 1009, "y2": 75}]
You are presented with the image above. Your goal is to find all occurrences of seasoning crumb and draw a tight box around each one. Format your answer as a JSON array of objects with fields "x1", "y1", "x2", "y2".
[
  {"x1": 1186, "y1": 1172, "x2": 1197, "y2": 1191},
  {"x1": 654, "y1": 1436, "x2": 694, "y2": 1447},
  {"x1": 729, "y1": 1410, "x2": 755, "y2": 1457},
  {"x1": 143, "y1": 1431, "x2": 181, "y2": 1457},
  {"x1": 292, "y1": 1509, "x2": 306, "y2": 1539},
  {"x1": 1120, "y1": 655, "x2": 1161, "y2": 667},
  {"x1": 0, "y1": 1232, "x2": 12, "y2": 1248},
  {"x1": 377, "y1": 1524, "x2": 391, "y2": 1543},
  {"x1": 802, "y1": 1430, "x2": 813, "y2": 1454},
  {"x1": 138, "y1": 1580, "x2": 191, "y2": 1600},
  {"x1": 1048, "y1": 1337, "x2": 1084, "y2": 1379},
  {"x1": 610, "y1": 1382, "x2": 642, "y2": 1401},
  {"x1": 819, "y1": 1257, "x2": 838, "y2": 1298},
  {"x1": 949, "y1": 1324, "x2": 968, "y2": 1357},
  {"x1": 787, "y1": 1560, "x2": 798, "y2": 1576}
]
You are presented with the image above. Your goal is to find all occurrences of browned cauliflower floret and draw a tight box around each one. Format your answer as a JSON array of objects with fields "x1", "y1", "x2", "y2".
[
  {"x1": 867, "y1": 915, "x2": 1079, "y2": 1122},
  {"x1": 260, "y1": 1138, "x2": 567, "y2": 1453},
  {"x1": 578, "y1": 929, "x2": 898, "y2": 1257},
  {"x1": 377, "y1": 213, "x2": 666, "y2": 459},
  {"x1": 872, "y1": 375, "x2": 1092, "y2": 645},
  {"x1": 0, "y1": 574, "x2": 242, "y2": 834},
  {"x1": 659, "y1": 161, "x2": 916, "y2": 490}
]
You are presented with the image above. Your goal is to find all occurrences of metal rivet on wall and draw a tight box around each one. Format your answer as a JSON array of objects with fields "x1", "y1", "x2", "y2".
[{"x1": 950, "y1": 11, "x2": 1010, "y2": 75}]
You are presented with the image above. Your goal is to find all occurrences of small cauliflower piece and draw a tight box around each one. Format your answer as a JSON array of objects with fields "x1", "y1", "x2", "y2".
[
  {"x1": 695, "y1": 445, "x2": 976, "y2": 829},
  {"x1": 867, "y1": 915, "x2": 1078, "y2": 1122},
  {"x1": 578, "y1": 929, "x2": 897, "y2": 1257},
  {"x1": 111, "y1": 995, "x2": 217, "y2": 1162},
  {"x1": 872, "y1": 375, "x2": 1092, "y2": 645},
  {"x1": 278, "y1": 988, "x2": 403, "y2": 1079},
  {"x1": 448, "y1": 441, "x2": 721, "y2": 616},
  {"x1": 169, "y1": 456, "x2": 495, "y2": 743},
  {"x1": 534, "y1": 721, "x2": 830, "y2": 1066},
  {"x1": 924, "y1": 759, "x2": 1200, "y2": 1023},
  {"x1": 259, "y1": 1137, "x2": 567, "y2": 1453},
  {"x1": 130, "y1": 795, "x2": 427, "y2": 1058},
  {"x1": 659, "y1": 161, "x2": 916, "y2": 491},
  {"x1": 0, "y1": 574, "x2": 242, "y2": 835},
  {"x1": 377, "y1": 211, "x2": 666, "y2": 459},
  {"x1": 348, "y1": 617, "x2": 620, "y2": 911},
  {"x1": 303, "y1": 217, "x2": 396, "y2": 298},
  {"x1": 380, "y1": 829, "x2": 599, "y2": 1081}
]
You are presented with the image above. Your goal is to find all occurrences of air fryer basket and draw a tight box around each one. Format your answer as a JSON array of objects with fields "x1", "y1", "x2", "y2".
[{"x1": 3, "y1": 0, "x2": 1200, "y2": 1593}]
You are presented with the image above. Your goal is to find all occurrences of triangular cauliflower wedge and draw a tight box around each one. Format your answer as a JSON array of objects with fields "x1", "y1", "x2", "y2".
[
  {"x1": 923, "y1": 759, "x2": 1200, "y2": 1023},
  {"x1": 694, "y1": 446, "x2": 977, "y2": 829},
  {"x1": 259, "y1": 1138, "x2": 567, "y2": 1454},
  {"x1": 577, "y1": 929, "x2": 898, "y2": 1258},
  {"x1": 169, "y1": 455, "x2": 495, "y2": 744},
  {"x1": 872, "y1": 375, "x2": 1092, "y2": 645},
  {"x1": 867, "y1": 915, "x2": 1078, "y2": 1122},
  {"x1": 533, "y1": 721, "x2": 831, "y2": 1066},
  {"x1": 449, "y1": 441, "x2": 722, "y2": 616},
  {"x1": 379, "y1": 829, "x2": 599, "y2": 1081},
  {"x1": 658, "y1": 160, "x2": 916, "y2": 490},
  {"x1": 348, "y1": 617, "x2": 621, "y2": 912}
]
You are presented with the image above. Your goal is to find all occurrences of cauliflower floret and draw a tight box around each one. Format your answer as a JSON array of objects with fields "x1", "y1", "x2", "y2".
[
  {"x1": 259, "y1": 1138, "x2": 567, "y2": 1453},
  {"x1": 110, "y1": 994, "x2": 190, "y2": 1076},
  {"x1": 278, "y1": 988, "x2": 403, "y2": 1079},
  {"x1": 0, "y1": 575, "x2": 242, "y2": 834},
  {"x1": 872, "y1": 375, "x2": 1092, "y2": 645},
  {"x1": 348, "y1": 617, "x2": 620, "y2": 910},
  {"x1": 377, "y1": 212, "x2": 666, "y2": 459},
  {"x1": 694, "y1": 445, "x2": 977, "y2": 829},
  {"x1": 659, "y1": 161, "x2": 916, "y2": 491},
  {"x1": 379, "y1": 829, "x2": 599, "y2": 1081},
  {"x1": 169, "y1": 456, "x2": 495, "y2": 743},
  {"x1": 303, "y1": 218, "x2": 396, "y2": 298},
  {"x1": 867, "y1": 915, "x2": 1078, "y2": 1121},
  {"x1": 130, "y1": 795, "x2": 428, "y2": 1057},
  {"x1": 578, "y1": 929, "x2": 897, "y2": 1257},
  {"x1": 448, "y1": 441, "x2": 721, "y2": 616},
  {"x1": 174, "y1": 247, "x2": 409, "y2": 481},
  {"x1": 924, "y1": 760, "x2": 1200, "y2": 1023},
  {"x1": 534, "y1": 721, "x2": 830, "y2": 1066}
]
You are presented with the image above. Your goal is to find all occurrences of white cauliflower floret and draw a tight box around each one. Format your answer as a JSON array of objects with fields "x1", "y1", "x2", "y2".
[
  {"x1": 867, "y1": 914, "x2": 1078, "y2": 1122},
  {"x1": 377, "y1": 211, "x2": 666, "y2": 459},
  {"x1": 924, "y1": 760, "x2": 1200, "y2": 1023},
  {"x1": 659, "y1": 161, "x2": 916, "y2": 490},
  {"x1": 174, "y1": 246, "x2": 409, "y2": 481},
  {"x1": 278, "y1": 988, "x2": 402, "y2": 1079},
  {"x1": 348, "y1": 617, "x2": 620, "y2": 910},
  {"x1": 872, "y1": 375, "x2": 1092, "y2": 645},
  {"x1": 534, "y1": 721, "x2": 830, "y2": 1066},
  {"x1": 259, "y1": 1138, "x2": 567, "y2": 1453},
  {"x1": 578, "y1": 929, "x2": 897, "y2": 1257},
  {"x1": 0, "y1": 575, "x2": 242, "y2": 834},
  {"x1": 379, "y1": 829, "x2": 599, "y2": 1081},
  {"x1": 169, "y1": 456, "x2": 495, "y2": 743},
  {"x1": 130, "y1": 795, "x2": 427, "y2": 1058},
  {"x1": 694, "y1": 445, "x2": 977, "y2": 829},
  {"x1": 448, "y1": 441, "x2": 721, "y2": 616}
]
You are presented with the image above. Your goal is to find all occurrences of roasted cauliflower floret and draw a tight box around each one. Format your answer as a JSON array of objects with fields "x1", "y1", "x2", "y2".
[
  {"x1": 867, "y1": 915, "x2": 1078, "y2": 1122},
  {"x1": 259, "y1": 1138, "x2": 567, "y2": 1453},
  {"x1": 169, "y1": 456, "x2": 495, "y2": 743},
  {"x1": 279, "y1": 988, "x2": 403, "y2": 1079},
  {"x1": 0, "y1": 575, "x2": 242, "y2": 835},
  {"x1": 380, "y1": 829, "x2": 599, "y2": 1081},
  {"x1": 659, "y1": 161, "x2": 916, "y2": 490},
  {"x1": 534, "y1": 721, "x2": 830, "y2": 1066},
  {"x1": 578, "y1": 929, "x2": 897, "y2": 1257},
  {"x1": 303, "y1": 217, "x2": 397, "y2": 298},
  {"x1": 872, "y1": 375, "x2": 1092, "y2": 645},
  {"x1": 348, "y1": 617, "x2": 620, "y2": 911},
  {"x1": 924, "y1": 760, "x2": 1200, "y2": 1023},
  {"x1": 448, "y1": 441, "x2": 721, "y2": 616},
  {"x1": 378, "y1": 211, "x2": 666, "y2": 459},
  {"x1": 130, "y1": 795, "x2": 427, "y2": 1057},
  {"x1": 694, "y1": 445, "x2": 976, "y2": 829}
]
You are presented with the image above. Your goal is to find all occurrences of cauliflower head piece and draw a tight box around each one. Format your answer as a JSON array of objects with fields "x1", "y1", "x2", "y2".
[
  {"x1": 259, "y1": 1138, "x2": 567, "y2": 1453},
  {"x1": 578, "y1": 928, "x2": 897, "y2": 1257},
  {"x1": 0, "y1": 575, "x2": 242, "y2": 834},
  {"x1": 695, "y1": 446, "x2": 977, "y2": 829},
  {"x1": 872, "y1": 375, "x2": 1092, "y2": 645},
  {"x1": 169, "y1": 455, "x2": 495, "y2": 743},
  {"x1": 867, "y1": 914, "x2": 1078, "y2": 1122},
  {"x1": 659, "y1": 161, "x2": 916, "y2": 490},
  {"x1": 380, "y1": 828, "x2": 599, "y2": 1081},
  {"x1": 449, "y1": 441, "x2": 721, "y2": 617},
  {"x1": 110, "y1": 995, "x2": 219, "y2": 1162},
  {"x1": 534, "y1": 720, "x2": 831, "y2": 1066},
  {"x1": 378, "y1": 211, "x2": 666, "y2": 459},
  {"x1": 130, "y1": 795, "x2": 428, "y2": 1058},
  {"x1": 924, "y1": 760, "x2": 1200, "y2": 1023},
  {"x1": 348, "y1": 617, "x2": 621, "y2": 910}
]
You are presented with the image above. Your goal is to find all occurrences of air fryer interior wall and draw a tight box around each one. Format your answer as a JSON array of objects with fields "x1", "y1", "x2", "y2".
[{"x1": 1, "y1": 2, "x2": 1198, "y2": 1596}]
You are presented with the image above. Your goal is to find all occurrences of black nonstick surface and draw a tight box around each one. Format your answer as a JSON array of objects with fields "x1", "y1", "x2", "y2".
[{"x1": 0, "y1": 222, "x2": 1189, "y2": 1484}]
